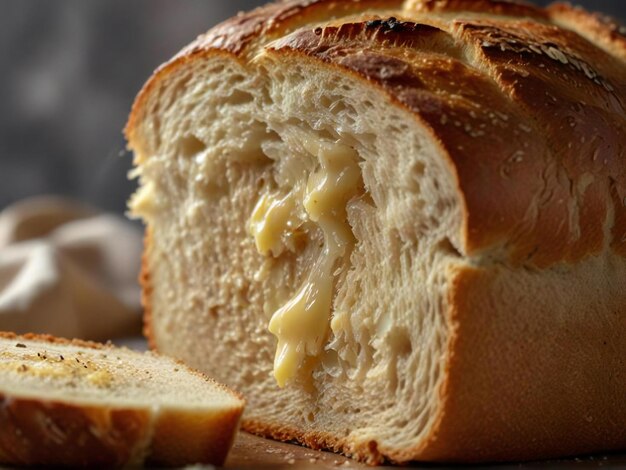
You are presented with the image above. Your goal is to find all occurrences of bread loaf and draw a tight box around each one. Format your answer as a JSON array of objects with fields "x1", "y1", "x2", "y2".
[
  {"x1": 0, "y1": 333, "x2": 244, "y2": 467},
  {"x1": 126, "y1": 0, "x2": 626, "y2": 464}
]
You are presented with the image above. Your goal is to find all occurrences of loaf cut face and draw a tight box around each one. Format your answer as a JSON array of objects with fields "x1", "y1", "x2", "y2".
[
  {"x1": 126, "y1": 0, "x2": 626, "y2": 464},
  {"x1": 0, "y1": 333, "x2": 243, "y2": 467}
]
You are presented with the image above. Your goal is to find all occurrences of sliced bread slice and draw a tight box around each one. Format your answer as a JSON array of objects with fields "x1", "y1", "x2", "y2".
[{"x1": 0, "y1": 332, "x2": 244, "y2": 467}]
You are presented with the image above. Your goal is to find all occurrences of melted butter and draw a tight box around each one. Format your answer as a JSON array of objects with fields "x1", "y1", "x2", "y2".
[
  {"x1": 85, "y1": 369, "x2": 114, "y2": 387},
  {"x1": 249, "y1": 193, "x2": 298, "y2": 257},
  {"x1": 250, "y1": 139, "x2": 361, "y2": 387},
  {"x1": 0, "y1": 351, "x2": 114, "y2": 387}
]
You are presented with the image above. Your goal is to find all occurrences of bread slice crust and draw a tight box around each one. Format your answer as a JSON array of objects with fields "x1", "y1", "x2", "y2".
[{"x1": 0, "y1": 392, "x2": 151, "y2": 467}]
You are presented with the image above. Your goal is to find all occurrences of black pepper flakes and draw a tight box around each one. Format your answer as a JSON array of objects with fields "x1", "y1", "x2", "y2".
[
  {"x1": 15, "y1": 343, "x2": 26, "y2": 348},
  {"x1": 314, "y1": 26, "x2": 322, "y2": 35}
]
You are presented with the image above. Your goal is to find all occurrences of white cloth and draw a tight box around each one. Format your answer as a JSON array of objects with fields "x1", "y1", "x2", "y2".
[{"x1": 0, "y1": 196, "x2": 143, "y2": 340}]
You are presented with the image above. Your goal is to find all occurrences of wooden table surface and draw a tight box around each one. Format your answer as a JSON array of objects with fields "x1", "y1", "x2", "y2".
[{"x1": 225, "y1": 433, "x2": 626, "y2": 469}]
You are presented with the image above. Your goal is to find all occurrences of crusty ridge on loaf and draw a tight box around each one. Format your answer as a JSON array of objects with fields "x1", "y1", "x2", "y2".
[
  {"x1": 0, "y1": 333, "x2": 244, "y2": 467},
  {"x1": 126, "y1": 0, "x2": 626, "y2": 464}
]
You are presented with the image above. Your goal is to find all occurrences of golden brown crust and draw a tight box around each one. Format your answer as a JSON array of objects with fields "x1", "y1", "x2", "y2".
[
  {"x1": 0, "y1": 394, "x2": 150, "y2": 467},
  {"x1": 181, "y1": 0, "x2": 403, "y2": 56},
  {"x1": 450, "y1": 18, "x2": 625, "y2": 264},
  {"x1": 243, "y1": 418, "x2": 385, "y2": 465},
  {"x1": 0, "y1": 392, "x2": 241, "y2": 468},
  {"x1": 549, "y1": 2, "x2": 626, "y2": 60},
  {"x1": 405, "y1": 0, "x2": 546, "y2": 18},
  {"x1": 415, "y1": 263, "x2": 626, "y2": 463},
  {"x1": 150, "y1": 407, "x2": 243, "y2": 467}
]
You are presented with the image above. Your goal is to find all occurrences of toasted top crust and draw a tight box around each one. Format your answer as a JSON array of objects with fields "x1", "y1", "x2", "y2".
[
  {"x1": 126, "y1": 0, "x2": 626, "y2": 267},
  {"x1": 549, "y1": 2, "x2": 626, "y2": 60}
]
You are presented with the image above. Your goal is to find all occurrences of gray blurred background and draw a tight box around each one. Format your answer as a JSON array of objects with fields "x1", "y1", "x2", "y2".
[{"x1": 0, "y1": 0, "x2": 623, "y2": 215}]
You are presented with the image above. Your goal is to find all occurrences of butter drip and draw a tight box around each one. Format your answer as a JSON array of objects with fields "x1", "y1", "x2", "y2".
[
  {"x1": 249, "y1": 139, "x2": 361, "y2": 387},
  {"x1": 249, "y1": 193, "x2": 298, "y2": 257}
]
